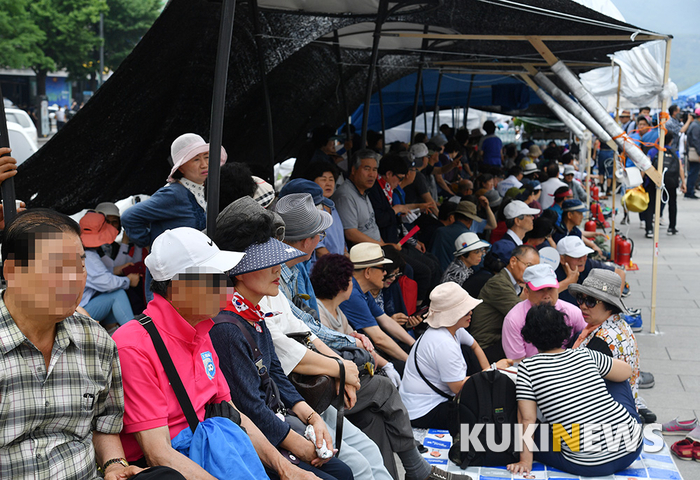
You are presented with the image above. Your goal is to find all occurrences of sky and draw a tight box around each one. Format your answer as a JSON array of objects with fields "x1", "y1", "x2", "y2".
[{"x1": 612, "y1": 0, "x2": 700, "y2": 90}]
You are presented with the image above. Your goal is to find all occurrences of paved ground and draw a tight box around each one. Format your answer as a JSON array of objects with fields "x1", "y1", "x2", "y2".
[{"x1": 604, "y1": 189, "x2": 700, "y2": 479}]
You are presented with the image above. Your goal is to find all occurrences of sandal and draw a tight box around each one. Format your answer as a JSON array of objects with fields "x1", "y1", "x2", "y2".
[{"x1": 671, "y1": 439, "x2": 698, "y2": 460}]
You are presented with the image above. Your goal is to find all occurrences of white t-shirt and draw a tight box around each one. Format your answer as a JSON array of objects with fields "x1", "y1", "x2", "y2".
[
  {"x1": 399, "y1": 327, "x2": 474, "y2": 420},
  {"x1": 539, "y1": 177, "x2": 567, "y2": 210}
]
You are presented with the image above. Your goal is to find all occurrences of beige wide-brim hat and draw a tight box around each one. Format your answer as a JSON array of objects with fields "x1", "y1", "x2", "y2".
[
  {"x1": 425, "y1": 282, "x2": 482, "y2": 328},
  {"x1": 349, "y1": 243, "x2": 393, "y2": 269}
]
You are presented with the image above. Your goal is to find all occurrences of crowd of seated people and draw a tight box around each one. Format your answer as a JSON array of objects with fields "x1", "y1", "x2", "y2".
[{"x1": 0, "y1": 123, "x2": 664, "y2": 479}]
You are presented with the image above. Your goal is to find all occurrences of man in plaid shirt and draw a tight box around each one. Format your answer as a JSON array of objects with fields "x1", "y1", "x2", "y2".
[{"x1": 0, "y1": 208, "x2": 182, "y2": 480}]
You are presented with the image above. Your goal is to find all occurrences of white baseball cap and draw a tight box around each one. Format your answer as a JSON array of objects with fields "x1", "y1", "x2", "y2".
[
  {"x1": 563, "y1": 165, "x2": 576, "y2": 176},
  {"x1": 556, "y1": 236, "x2": 594, "y2": 259},
  {"x1": 523, "y1": 264, "x2": 559, "y2": 291},
  {"x1": 146, "y1": 227, "x2": 245, "y2": 281},
  {"x1": 409, "y1": 143, "x2": 429, "y2": 159},
  {"x1": 503, "y1": 200, "x2": 540, "y2": 219}
]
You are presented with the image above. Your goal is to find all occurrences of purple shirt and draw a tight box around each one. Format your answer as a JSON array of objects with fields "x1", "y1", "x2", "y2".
[{"x1": 501, "y1": 299, "x2": 586, "y2": 360}]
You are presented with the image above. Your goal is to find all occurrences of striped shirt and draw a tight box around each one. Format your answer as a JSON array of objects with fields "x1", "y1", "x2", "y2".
[
  {"x1": 517, "y1": 349, "x2": 642, "y2": 466},
  {"x1": 0, "y1": 294, "x2": 124, "y2": 479}
]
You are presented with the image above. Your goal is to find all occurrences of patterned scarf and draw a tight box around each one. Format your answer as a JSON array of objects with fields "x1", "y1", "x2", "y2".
[
  {"x1": 377, "y1": 176, "x2": 393, "y2": 205},
  {"x1": 179, "y1": 178, "x2": 207, "y2": 211},
  {"x1": 223, "y1": 290, "x2": 278, "y2": 333}
]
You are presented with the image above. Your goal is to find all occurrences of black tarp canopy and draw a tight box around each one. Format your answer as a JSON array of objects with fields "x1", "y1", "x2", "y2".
[{"x1": 17, "y1": 0, "x2": 666, "y2": 213}]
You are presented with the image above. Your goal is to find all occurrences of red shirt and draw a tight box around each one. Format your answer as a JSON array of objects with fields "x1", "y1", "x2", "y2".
[{"x1": 113, "y1": 294, "x2": 231, "y2": 461}]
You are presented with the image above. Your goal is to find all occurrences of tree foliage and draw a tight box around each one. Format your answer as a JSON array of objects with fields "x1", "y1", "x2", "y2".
[
  {"x1": 103, "y1": 0, "x2": 162, "y2": 71},
  {"x1": 0, "y1": 0, "x2": 50, "y2": 70}
]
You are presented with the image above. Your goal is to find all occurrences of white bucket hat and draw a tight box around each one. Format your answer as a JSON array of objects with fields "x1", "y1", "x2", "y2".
[{"x1": 168, "y1": 133, "x2": 227, "y2": 183}]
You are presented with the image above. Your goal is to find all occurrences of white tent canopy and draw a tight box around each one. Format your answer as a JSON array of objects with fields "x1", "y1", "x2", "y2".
[{"x1": 580, "y1": 40, "x2": 678, "y2": 110}]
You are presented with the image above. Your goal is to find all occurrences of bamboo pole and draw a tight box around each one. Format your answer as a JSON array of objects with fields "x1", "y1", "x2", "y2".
[
  {"x1": 650, "y1": 39, "x2": 672, "y2": 334},
  {"x1": 611, "y1": 66, "x2": 622, "y2": 261},
  {"x1": 586, "y1": 133, "x2": 592, "y2": 212}
]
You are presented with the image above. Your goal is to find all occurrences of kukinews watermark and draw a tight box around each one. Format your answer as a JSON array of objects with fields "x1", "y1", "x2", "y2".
[{"x1": 459, "y1": 423, "x2": 663, "y2": 453}]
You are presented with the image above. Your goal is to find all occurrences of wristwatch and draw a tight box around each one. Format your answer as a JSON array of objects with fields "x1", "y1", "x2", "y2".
[{"x1": 103, "y1": 458, "x2": 129, "y2": 471}]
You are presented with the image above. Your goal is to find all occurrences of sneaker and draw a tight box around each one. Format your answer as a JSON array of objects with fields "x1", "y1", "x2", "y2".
[
  {"x1": 639, "y1": 371, "x2": 655, "y2": 389},
  {"x1": 623, "y1": 313, "x2": 643, "y2": 332},
  {"x1": 639, "y1": 408, "x2": 657, "y2": 424},
  {"x1": 671, "y1": 439, "x2": 699, "y2": 460},
  {"x1": 662, "y1": 418, "x2": 698, "y2": 435},
  {"x1": 621, "y1": 282, "x2": 631, "y2": 297},
  {"x1": 685, "y1": 195, "x2": 699, "y2": 200},
  {"x1": 645, "y1": 231, "x2": 653, "y2": 238},
  {"x1": 688, "y1": 425, "x2": 700, "y2": 443},
  {"x1": 668, "y1": 228, "x2": 679, "y2": 235},
  {"x1": 427, "y1": 465, "x2": 473, "y2": 480}
]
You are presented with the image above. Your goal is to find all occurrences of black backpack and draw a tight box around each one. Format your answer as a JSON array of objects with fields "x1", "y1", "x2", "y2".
[
  {"x1": 656, "y1": 149, "x2": 680, "y2": 180},
  {"x1": 448, "y1": 370, "x2": 519, "y2": 469}
]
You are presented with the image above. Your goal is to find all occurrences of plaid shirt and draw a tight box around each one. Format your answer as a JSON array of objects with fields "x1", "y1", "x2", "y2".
[
  {"x1": 0, "y1": 294, "x2": 123, "y2": 479},
  {"x1": 279, "y1": 265, "x2": 356, "y2": 350}
]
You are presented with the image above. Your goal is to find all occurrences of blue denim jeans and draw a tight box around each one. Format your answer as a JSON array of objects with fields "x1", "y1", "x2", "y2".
[
  {"x1": 84, "y1": 289, "x2": 134, "y2": 326},
  {"x1": 534, "y1": 380, "x2": 642, "y2": 476},
  {"x1": 686, "y1": 162, "x2": 700, "y2": 197}
]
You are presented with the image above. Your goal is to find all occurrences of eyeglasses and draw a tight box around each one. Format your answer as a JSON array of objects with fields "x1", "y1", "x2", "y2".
[
  {"x1": 515, "y1": 256, "x2": 536, "y2": 268},
  {"x1": 385, "y1": 272, "x2": 403, "y2": 280},
  {"x1": 370, "y1": 266, "x2": 387, "y2": 272},
  {"x1": 575, "y1": 294, "x2": 602, "y2": 309},
  {"x1": 318, "y1": 231, "x2": 326, "y2": 240}
]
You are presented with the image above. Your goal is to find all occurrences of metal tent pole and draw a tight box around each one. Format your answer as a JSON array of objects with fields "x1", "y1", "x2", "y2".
[
  {"x1": 463, "y1": 74, "x2": 475, "y2": 128},
  {"x1": 409, "y1": 25, "x2": 430, "y2": 144},
  {"x1": 431, "y1": 71, "x2": 443, "y2": 138},
  {"x1": 206, "y1": 0, "x2": 236, "y2": 238},
  {"x1": 420, "y1": 79, "x2": 428, "y2": 135},
  {"x1": 360, "y1": 0, "x2": 388, "y2": 148},
  {"x1": 333, "y1": 30, "x2": 352, "y2": 144},
  {"x1": 376, "y1": 66, "x2": 386, "y2": 151},
  {"x1": 0, "y1": 85, "x2": 17, "y2": 224},
  {"x1": 249, "y1": 0, "x2": 274, "y2": 183}
]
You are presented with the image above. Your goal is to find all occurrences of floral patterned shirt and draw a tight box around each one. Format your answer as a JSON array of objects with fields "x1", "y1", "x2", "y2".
[{"x1": 576, "y1": 314, "x2": 640, "y2": 408}]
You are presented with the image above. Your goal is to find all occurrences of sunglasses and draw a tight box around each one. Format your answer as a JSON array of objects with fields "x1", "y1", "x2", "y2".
[
  {"x1": 575, "y1": 293, "x2": 602, "y2": 309},
  {"x1": 385, "y1": 272, "x2": 403, "y2": 280},
  {"x1": 370, "y1": 266, "x2": 387, "y2": 272}
]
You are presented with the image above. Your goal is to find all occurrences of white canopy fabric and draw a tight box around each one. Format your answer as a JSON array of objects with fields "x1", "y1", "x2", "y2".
[
  {"x1": 571, "y1": 0, "x2": 625, "y2": 22},
  {"x1": 320, "y1": 22, "x2": 457, "y2": 50},
  {"x1": 580, "y1": 40, "x2": 678, "y2": 110}
]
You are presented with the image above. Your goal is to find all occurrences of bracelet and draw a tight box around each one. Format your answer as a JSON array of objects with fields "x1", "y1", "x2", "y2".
[
  {"x1": 306, "y1": 411, "x2": 316, "y2": 424},
  {"x1": 102, "y1": 458, "x2": 129, "y2": 471},
  {"x1": 491, "y1": 362, "x2": 498, "y2": 370}
]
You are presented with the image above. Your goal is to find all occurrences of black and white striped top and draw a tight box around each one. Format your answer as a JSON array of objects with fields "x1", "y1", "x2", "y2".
[{"x1": 517, "y1": 348, "x2": 643, "y2": 466}]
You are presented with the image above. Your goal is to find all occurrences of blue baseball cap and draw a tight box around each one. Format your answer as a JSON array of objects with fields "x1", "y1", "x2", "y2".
[{"x1": 279, "y1": 178, "x2": 333, "y2": 208}]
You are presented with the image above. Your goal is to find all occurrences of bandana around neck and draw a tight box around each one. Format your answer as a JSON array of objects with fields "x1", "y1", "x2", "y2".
[
  {"x1": 377, "y1": 176, "x2": 393, "y2": 205},
  {"x1": 224, "y1": 290, "x2": 278, "y2": 333}
]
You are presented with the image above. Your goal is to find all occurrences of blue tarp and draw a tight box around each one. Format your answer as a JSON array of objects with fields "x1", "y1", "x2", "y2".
[
  {"x1": 678, "y1": 81, "x2": 700, "y2": 103},
  {"x1": 350, "y1": 70, "x2": 543, "y2": 132}
]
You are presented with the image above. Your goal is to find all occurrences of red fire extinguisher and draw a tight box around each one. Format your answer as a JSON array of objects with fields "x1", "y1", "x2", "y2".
[
  {"x1": 585, "y1": 219, "x2": 597, "y2": 232},
  {"x1": 615, "y1": 235, "x2": 632, "y2": 266},
  {"x1": 591, "y1": 184, "x2": 600, "y2": 202}
]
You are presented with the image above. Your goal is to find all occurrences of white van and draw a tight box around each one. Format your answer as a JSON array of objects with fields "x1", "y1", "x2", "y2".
[
  {"x1": 5, "y1": 108, "x2": 38, "y2": 144},
  {"x1": 7, "y1": 121, "x2": 39, "y2": 165}
]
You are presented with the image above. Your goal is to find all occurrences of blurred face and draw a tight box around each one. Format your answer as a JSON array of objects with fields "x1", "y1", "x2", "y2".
[
  {"x1": 351, "y1": 157, "x2": 378, "y2": 191},
  {"x1": 564, "y1": 173, "x2": 574, "y2": 183},
  {"x1": 314, "y1": 172, "x2": 336, "y2": 198},
  {"x1": 383, "y1": 267, "x2": 401, "y2": 288},
  {"x1": 384, "y1": 171, "x2": 405, "y2": 190},
  {"x1": 515, "y1": 214, "x2": 534, "y2": 232},
  {"x1": 405, "y1": 168, "x2": 417, "y2": 185},
  {"x1": 483, "y1": 179, "x2": 494, "y2": 190},
  {"x1": 178, "y1": 152, "x2": 209, "y2": 185},
  {"x1": 236, "y1": 265, "x2": 282, "y2": 300},
  {"x1": 568, "y1": 211, "x2": 584, "y2": 226},
  {"x1": 576, "y1": 293, "x2": 610, "y2": 326},
  {"x1": 365, "y1": 266, "x2": 386, "y2": 290},
  {"x1": 105, "y1": 215, "x2": 121, "y2": 232},
  {"x1": 463, "y1": 248, "x2": 486, "y2": 268},
  {"x1": 527, "y1": 286, "x2": 558, "y2": 306},
  {"x1": 510, "y1": 251, "x2": 539, "y2": 283},
  {"x1": 170, "y1": 273, "x2": 229, "y2": 323},
  {"x1": 5, "y1": 232, "x2": 87, "y2": 322},
  {"x1": 563, "y1": 254, "x2": 587, "y2": 272},
  {"x1": 637, "y1": 120, "x2": 651, "y2": 136}
]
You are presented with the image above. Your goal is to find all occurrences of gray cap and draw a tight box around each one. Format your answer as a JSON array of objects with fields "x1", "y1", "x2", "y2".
[{"x1": 217, "y1": 196, "x2": 285, "y2": 240}]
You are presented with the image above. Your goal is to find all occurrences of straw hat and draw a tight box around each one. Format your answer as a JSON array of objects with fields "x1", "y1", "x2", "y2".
[
  {"x1": 425, "y1": 282, "x2": 482, "y2": 328},
  {"x1": 349, "y1": 243, "x2": 393, "y2": 269},
  {"x1": 568, "y1": 268, "x2": 628, "y2": 314},
  {"x1": 528, "y1": 145, "x2": 542, "y2": 157}
]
